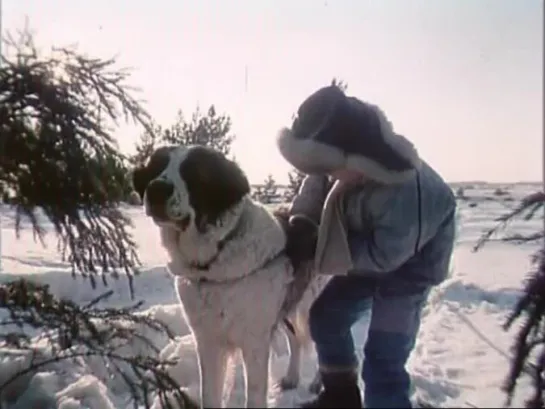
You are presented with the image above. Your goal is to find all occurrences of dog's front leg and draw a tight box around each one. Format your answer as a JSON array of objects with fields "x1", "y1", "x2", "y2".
[
  {"x1": 241, "y1": 341, "x2": 271, "y2": 408},
  {"x1": 196, "y1": 338, "x2": 229, "y2": 408}
]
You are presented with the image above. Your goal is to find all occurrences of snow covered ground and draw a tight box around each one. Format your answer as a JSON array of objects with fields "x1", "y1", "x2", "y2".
[{"x1": 0, "y1": 183, "x2": 541, "y2": 408}]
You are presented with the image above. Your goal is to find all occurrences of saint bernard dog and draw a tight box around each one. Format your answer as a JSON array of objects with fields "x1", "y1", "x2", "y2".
[{"x1": 132, "y1": 144, "x2": 328, "y2": 408}]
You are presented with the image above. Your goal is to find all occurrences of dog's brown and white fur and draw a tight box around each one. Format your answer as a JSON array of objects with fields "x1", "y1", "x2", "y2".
[{"x1": 132, "y1": 145, "x2": 327, "y2": 408}]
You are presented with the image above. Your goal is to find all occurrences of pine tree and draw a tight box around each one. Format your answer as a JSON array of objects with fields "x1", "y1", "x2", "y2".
[
  {"x1": 284, "y1": 168, "x2": 306, "y2": 202},
  {"x1": 0, "y1": 26, "x2": 192, "y2": 409},
  {"x1": 262, "y1": 174, "x2": 279, "y2": 204},
  {"x1": 161, "y1": 105, "x2": 235, "y2": 157},
  {"x1": 0, "y1": 27, "x2": 151, "y2": 290},
  {"x1": 131, "y1": 122, "x2": 162, "y2": 168}
]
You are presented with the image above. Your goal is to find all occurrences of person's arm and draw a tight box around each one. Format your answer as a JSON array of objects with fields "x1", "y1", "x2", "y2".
[
  {"x1": 285, "y1": 174, "x2": 331, "y2": 267},
  {"x1": 289, "y1": 174, "x2": 331, "y2": 223},
  {"x1": 349, "y1": 184, "x2": 420, "y2": 274}
]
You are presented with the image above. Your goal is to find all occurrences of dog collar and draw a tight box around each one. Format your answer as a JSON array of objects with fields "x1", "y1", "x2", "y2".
[
  {"x1": 195, "y1": 248, "x2": 286, "y2": 285},
  {"x1": 188, "y1": 217, "x2": 245, "y2": 271}
]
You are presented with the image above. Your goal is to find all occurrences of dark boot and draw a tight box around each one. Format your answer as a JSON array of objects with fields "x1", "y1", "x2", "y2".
[{"x1": 300, "y1": 370, "x2": 363, "y2": 408}]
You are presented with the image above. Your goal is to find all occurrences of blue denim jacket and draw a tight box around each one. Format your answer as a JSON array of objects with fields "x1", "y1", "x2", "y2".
[
  {"x1": 290, "y1": 161, "x2": 456, "y2": 292},
  {"x1": 343, "y1": 161, "x2": 456, "y2": 291}
]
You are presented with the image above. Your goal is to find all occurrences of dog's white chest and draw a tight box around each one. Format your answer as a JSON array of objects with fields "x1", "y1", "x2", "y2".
[
  {"x1": 177, "y1": 281, "x2": 235, "y2": 326},
  {"x1": 174, "y1": 262, "x2": 291, "y2": 344}
]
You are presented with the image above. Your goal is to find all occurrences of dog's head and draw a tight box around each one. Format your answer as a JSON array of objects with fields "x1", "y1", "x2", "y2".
[{"x1": 132, "y1": 145, "x2": 251, "y2": 232}]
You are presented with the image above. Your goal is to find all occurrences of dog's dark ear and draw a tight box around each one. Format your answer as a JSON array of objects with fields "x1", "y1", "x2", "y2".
[
  {"x1": 212, "y1": 156, "x2": 251, "y2": 208},
  {"x1": 180, "y1": 146, "x2": 250, "y2": 225},
  {"x1": 131, "y1": 146, "x2": 176, "y2": 202},
  {"x1": 132, "y1": 167, "x2": 149, "y2": 201}
]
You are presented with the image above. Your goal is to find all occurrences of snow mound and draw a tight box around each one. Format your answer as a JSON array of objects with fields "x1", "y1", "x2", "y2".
[
  {"x1": 0, "y1": 191, "x2": 541, "y2": 407},
  {"x1": 0, "y1": 302, "x2": 196, "y2": 409}
]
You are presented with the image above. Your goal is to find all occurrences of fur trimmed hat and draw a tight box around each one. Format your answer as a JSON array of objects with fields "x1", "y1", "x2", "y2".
[{"x1": 276, "y1": 85, "x2": 421, "y2": 184}]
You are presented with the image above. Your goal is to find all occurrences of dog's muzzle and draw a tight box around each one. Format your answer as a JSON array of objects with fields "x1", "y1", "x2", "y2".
[
  {"x1": 146, "y1": 179, "x2": 173, "y2": 215},
  {"x1": 145, "y1": 179, "x2": 191, "y2": 231}
]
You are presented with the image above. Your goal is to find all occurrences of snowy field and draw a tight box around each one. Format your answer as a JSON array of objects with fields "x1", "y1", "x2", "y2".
[{"x1": 0, "y1": 183, "x2": 541, "y2": 408}]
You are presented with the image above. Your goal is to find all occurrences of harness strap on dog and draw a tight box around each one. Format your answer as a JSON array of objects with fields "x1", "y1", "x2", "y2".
[
  {"x1": 188, "y1": 219, "x2": 245, "y2": 271},
  {"x1": 194, "y1": 248, "x2": 286, "y2": 285},
  {"x1": 182, "y1": 209, "x2": 289, "y2": 286}
]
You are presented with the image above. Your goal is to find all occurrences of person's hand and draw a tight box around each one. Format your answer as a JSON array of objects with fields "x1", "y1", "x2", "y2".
[{"x1": 285, "y1": 214, "x2": 319, "y2": 270}]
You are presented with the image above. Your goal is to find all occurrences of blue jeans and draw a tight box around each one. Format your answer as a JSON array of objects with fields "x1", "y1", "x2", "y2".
[{"x1": 309, "y1": 275, "x2": 430, "y2": 408}]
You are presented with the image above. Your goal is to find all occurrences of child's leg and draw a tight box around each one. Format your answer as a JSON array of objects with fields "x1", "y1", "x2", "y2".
[
  {"x1": 362, "y1": 288, "x2": 430, "y2": 408},
  {"x1": 309, "y1": 275, "x2": 376, "y2": 371},
  {"x1": 301, "y1": 275, "x2": 376, "y2": 408}
]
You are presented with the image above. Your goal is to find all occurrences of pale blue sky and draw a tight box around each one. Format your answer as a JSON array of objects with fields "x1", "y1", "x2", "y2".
[{"x1": 3, "y1": 0, "x2": 543, "y2": 184}]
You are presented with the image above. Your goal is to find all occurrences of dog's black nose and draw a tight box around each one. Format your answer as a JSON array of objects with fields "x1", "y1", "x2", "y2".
[{"x1": 146, "y1": 179, "x2": 174, "y2": 207}]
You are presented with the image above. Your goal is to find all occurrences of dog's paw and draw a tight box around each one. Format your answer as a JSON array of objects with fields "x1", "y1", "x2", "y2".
[{"x1": 275, "y1": 376, "x2": 299, "y2": 391}]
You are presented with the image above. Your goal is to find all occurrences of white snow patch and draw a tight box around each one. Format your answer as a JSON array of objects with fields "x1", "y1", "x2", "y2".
[{"x1": 0, "y1": 185, "x2": 541, "y2": 407}]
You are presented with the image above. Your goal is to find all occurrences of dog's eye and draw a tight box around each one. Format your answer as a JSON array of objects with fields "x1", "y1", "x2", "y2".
[{"x1": 146, "y1": 148, "x2": 172, "y2": 177}]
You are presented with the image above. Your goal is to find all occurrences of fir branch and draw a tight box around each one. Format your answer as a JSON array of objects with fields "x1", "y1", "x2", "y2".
[
  {"x1": 0, "y1": 28, "x2": 153, "y2": 295},
  {"x1": 0, "y1": 280, "x2": 193, "y2": 409}
]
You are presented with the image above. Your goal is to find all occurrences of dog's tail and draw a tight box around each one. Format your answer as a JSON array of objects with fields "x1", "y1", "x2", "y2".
[
  {"x1": 288, "y1": 295, "x2": 315, "y2": 349},
  {"x1": 284, "y1": 273, "x2": 330, "y2": 352},
  {"x1": 271, "y1": 309, "x2": 313, "y2": 359}
]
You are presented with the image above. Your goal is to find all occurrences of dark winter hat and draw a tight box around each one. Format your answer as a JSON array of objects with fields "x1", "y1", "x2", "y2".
[{"x1": 276, "y1": 85, "x2": 421, "y2": 184}]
